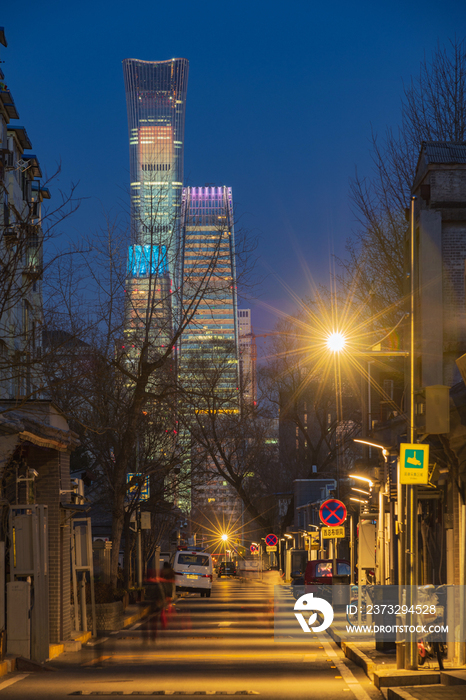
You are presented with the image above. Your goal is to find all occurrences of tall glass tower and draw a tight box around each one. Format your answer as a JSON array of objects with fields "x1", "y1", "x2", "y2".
[
  {"x1": 180, "y1": 186, "x2": 239, "y2": 403},
  {"x1": 122, "y1": 57, "x2": 189, "y2": 349}
]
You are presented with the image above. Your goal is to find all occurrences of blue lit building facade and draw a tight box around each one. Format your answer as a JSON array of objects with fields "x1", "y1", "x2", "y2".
[{"x1": 122, "y1": 58, "x2": 189, "y2": 347}]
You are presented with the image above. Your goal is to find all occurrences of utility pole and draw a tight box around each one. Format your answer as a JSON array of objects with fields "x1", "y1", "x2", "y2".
[
  {"x1": 405, "y1": 195, "x2": 418, "y2": 670},
  {"x1": 137, "y1": 507, "x2": 143, "y2": 588}
]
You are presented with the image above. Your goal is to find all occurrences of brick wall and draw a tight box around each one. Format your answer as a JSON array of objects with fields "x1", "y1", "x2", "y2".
[
  {"x1": 431, "y1": 169, "x2": 466, "y2": 202},
  {"x1": 70, "y1": 601, "x2": 124, "y2": 631},
  {"x1": 33, "y1": 446, "x2": 72, "y2": 643}
]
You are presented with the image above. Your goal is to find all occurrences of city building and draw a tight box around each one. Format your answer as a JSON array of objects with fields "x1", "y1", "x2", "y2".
[
  {"x1": 180, "y1": 185, "x2": 239, "y2": 397},
  {"x1": 122, "y1": 58, "x2": 189, "y2": 351},
  {"x1": 180, "y1": 185, "x2": 240, "y2": 519},
  {"x1": 0, "y1": 28, "x2": 78, "y2": 658},
  {"x1": 237, "y1": 308, "x2": 256, "y2": 406}
]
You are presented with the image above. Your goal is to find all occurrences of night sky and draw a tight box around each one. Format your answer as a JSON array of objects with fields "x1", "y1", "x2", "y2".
[{"x1": 2, "y1": 1, "x2": 466, "y2": 340}]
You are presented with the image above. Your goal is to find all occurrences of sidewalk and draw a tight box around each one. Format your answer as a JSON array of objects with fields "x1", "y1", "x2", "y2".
[
  {"x1": 324, "y1": 616, "x2": 466, "y2": 699},
  {"x1": 49, "y1": 602, "x2": 153, "y2": 662}
]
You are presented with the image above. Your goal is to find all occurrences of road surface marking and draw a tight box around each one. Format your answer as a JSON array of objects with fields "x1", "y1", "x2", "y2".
[
  {"x1": 0, "y1": 674, "x2": 28, "y2": 692},
  {"x1": 82, "y1": 652, "x2": 305, "y2": 663},
  {"x1": 87, "y1": 637, "x2": 109, "y2": 646},
  {"x1": 69, "y1": 691, "x2": 259, "y2": 696},
  {"x1": 129, "y1": 621, "x2": 143, "y2": 630},
  {"x1": 82, "y1": 655, "x2": 112, "y2": 666},
  {"x1": 319, "y1": 637, "x2": 372, "y2": 700}
]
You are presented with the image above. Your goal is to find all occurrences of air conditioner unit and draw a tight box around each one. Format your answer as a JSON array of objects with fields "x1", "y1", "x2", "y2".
[
  {"x1": 3, "y1": 227, "x2": 18, "y2": 245},
  {"x1": 3, "y1": 151, "x2": 14, "y2": 169}
]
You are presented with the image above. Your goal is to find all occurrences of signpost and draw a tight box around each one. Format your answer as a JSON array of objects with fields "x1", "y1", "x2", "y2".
[
  {"x1": 322, "y1": 526, "x2": 345, "y2": 539},
  {"x1": 265, "y1": 533, "x2": 278, "y2": 547},
  {"x1": 319, "y1": 499, "x2": 347, "y2": 572},
  {"x1": 250, "y1": 544, "x2": 258, "y2": 554},
  {"x1": 319, "y1": 499, "x2": 347, "y2": 526},
  {"x1": 400, "y1": 443, "x2": 429, "y2": 484}
]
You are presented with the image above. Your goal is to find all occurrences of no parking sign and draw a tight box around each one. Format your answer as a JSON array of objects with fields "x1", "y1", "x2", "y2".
[{"x1": 319, "y1": 499, "x2": 347, "y2": 526}]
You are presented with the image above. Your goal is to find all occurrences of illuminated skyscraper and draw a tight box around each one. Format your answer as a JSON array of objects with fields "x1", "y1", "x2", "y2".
[
  {"x1": 122, "y1": 58, "x2": 189, "y2": 347},
  {"x1": 181, "y1": 186, "x2": 240, "y2": 519},
  {"x1": 180, "y1": 186, "x2": 239, "y2": 400}
]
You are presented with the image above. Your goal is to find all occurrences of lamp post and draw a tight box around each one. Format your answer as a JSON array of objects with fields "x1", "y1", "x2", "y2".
[
  {"x1": 405, "y1": 195, "x2": 418, "y2": 670},
  {"x1": 326, "y1": 191, "x2": 418, "y2": 668}
]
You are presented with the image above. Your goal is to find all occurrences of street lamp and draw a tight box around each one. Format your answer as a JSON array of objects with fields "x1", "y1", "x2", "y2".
[
  {"x1": 351, "y1": 487, "x2": 371, "y2": 497},
  {"x1": 326, "y1": 332, "x2": 346, "y2": 353},
  {"x1": 348, "y1": 473, "x2": 374, "y2": 488}
]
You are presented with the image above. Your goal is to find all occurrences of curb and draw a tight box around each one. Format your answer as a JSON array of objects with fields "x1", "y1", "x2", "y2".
[
  {"x1": 0, "y1": 657, "x2": 16, "y2": 678},
  {"x1": 341, "y1": 642, "x2": 377, "y2": 679},
  {"x1": 386, "y1": 688, "x2": 430, "y2": 700},
  {"x1": 123, "y1": 605, "x2": 152, "y2": 628}
]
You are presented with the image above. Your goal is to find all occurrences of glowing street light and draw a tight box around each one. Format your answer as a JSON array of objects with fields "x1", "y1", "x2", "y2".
[
  {"x1": 354, "y1": 438, "x2": 389, "y2": 458},
  {"x1": 348, "y1": 473, "x2": 374, "y2": 488},
  {"x1": 221, "y1": 533, "x2": 228, "y2": 542},
  {"x1": 351, "y1": 487, "x2": 371, "y2": 496},
  {"x1": 326, "y1": 332, "x2": 346, "y2": 353}
]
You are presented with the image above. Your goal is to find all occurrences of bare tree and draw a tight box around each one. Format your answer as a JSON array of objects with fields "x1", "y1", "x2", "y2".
[
  {"x1": 0, "y1": 164, "x2": 79, "y2": 407},
  {"x1": 44, "y1": 187, "x2": 257, "y2": 586},
  {"x1": 339, "y1": 38, "x2": 466, "y2": 319},
  {"x1": 260, "y1": 313, "x2": 361, "y2": 515}
]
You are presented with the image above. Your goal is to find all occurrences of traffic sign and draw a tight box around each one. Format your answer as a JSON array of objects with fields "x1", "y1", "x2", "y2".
[
  {"x1": 266, "y1": 545, "x2": 277, "y2": 552},
  {"x1": 126, "y1": 473, "x2": 150, "y2": 501},
  {"x1": 308, "y1": 532, "x2": 320, "y2": 550},
  {"x1": 322, "y1": 526, "x2": 345, "y2": 539},
  {"x1": 265, "y1": 533, "x2": 278, "y2": 547},
  {"x1": 400, "y1": 443, "x2": 429, "y2": 484},
  {"x1": 319, "y1": 499, "x2": 347, "y2": 526},
  {"x1": 250, "y1": 544, "x2": 258, "y2": 553}
]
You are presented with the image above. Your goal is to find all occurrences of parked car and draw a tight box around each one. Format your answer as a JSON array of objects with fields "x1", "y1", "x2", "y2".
[
  {"x1": 304, "y1": 559, "x2": 352, "y2": 587},
  {"x1": 173, "y1": 550, "x2": 213, "y2": 597},
  {"x1": 218, "y1": 562, "x2": 237, "y2": 578}
]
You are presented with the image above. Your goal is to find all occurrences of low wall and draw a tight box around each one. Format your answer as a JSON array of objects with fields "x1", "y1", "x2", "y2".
[{"x1": 70, "y1": 601, "x2": 124, "y2": 631}]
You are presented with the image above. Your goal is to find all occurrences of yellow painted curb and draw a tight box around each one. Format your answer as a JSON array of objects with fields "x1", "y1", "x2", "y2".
[
  {"x1": 48, "y1": 643, "x2": 64, "y2": 659},
  {"x1": 0, "y1": 660, "x2": 11, "y2": 677},
  {"x1": 73, "y1": 631, "x2": 92, "y2": 644},
  {"x1": 123, "y1": 606, "x2": 151, "y2": 628}
]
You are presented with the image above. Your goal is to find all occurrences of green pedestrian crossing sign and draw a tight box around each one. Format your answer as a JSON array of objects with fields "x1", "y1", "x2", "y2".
[{"x1": 400, "y1": 443, "x2": 429, "y2": 484}]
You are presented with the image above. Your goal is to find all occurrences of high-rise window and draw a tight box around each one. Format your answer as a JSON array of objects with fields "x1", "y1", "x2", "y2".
[
  {"x1": 123, "y1": 58, "x2": 189, "y2": 350},
  {"x1": 180, "y1": 186, "x2": 239, "y2": 406}
]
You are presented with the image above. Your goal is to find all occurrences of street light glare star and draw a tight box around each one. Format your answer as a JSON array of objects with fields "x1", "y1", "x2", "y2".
[
  {"x1": 326, "y1": 332, "x2": 346, "y2": 352},
  {"x1": 221, "y1": 533, "x2": 228, "y2": 541}
]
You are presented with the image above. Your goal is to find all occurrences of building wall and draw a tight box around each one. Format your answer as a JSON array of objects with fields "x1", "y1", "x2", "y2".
[
  {"x1": 237, "y1": 309, "x2": 255, "y2": 406},
  {"x1": 0, "y1": 75, "x2": 46, "y2": 402},
  {"x1": 414, "y1": 161, "x2": 466, "y2": 387},
  {"x1": 34, "y1": 447, "x2": 72, "y2": 643}
]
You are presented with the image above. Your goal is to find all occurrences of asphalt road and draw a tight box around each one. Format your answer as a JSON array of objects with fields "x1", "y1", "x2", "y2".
[{"x1": 0, "y1": 577, "x2": 384, "y2": 699}]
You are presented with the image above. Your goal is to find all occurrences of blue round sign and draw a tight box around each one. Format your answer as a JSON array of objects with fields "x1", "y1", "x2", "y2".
[
  {"x1": 319, "y1": 499, "x2": 347, "y2": 526},
  {"x1": 265, "y1": 533, "x2": 278, "y2": 547}
]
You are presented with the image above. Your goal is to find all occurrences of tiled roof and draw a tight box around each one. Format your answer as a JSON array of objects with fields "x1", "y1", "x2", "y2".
[{"x1": 422, "y1": 141, "x2": 466, "y2": 164}]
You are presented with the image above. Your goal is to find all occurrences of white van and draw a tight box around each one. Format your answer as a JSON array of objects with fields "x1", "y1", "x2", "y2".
[{"x1": 172, "y1": 550, "x2": 213, "y2": 597}]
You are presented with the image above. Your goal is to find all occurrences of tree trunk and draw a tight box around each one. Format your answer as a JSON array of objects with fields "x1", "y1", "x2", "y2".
[
  {"x1": 110, "y1": 491, "x2": 126, "y2": 589},
  {"x1": 123, "y1": 514, "x2": 133, "y2": 589}
]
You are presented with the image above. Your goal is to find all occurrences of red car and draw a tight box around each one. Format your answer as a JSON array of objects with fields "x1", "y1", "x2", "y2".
[{"x1": 304, "y1": 559, "x2": 351, "y2": 586}]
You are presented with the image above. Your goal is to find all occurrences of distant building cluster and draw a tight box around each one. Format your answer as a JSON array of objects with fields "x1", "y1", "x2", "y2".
[{"x1": 122, "y1": 58, "x2": 257, "y2": 522}]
